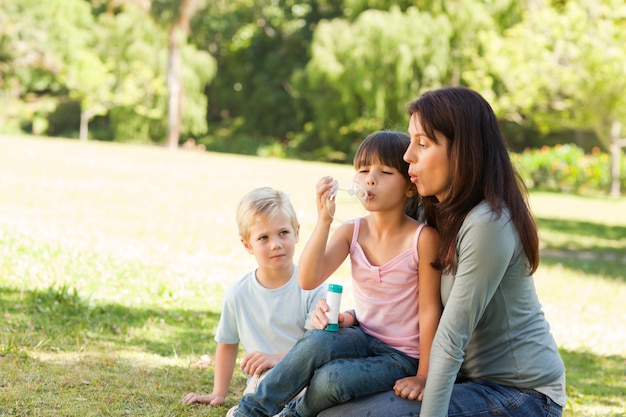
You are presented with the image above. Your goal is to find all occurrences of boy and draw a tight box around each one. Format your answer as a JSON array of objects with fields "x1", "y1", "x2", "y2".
[{"x1": 182, "y1": 187, "x2": 326, "y2": 415}]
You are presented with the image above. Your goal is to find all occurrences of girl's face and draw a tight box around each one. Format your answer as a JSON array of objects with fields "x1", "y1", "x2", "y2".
[
  {"x1": 354, "y1": 159, "x2": 415, "y2": 213},
  {"x1": 404, "y1": 113, "x2": 451, "y2": 202}
]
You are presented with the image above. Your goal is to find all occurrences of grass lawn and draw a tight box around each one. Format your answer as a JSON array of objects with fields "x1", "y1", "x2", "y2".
[{"x1": 0, "y1": 134, "x2": 624, "y2": 417}]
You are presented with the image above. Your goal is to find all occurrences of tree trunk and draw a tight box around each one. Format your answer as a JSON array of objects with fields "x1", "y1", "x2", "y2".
[
  {"x1": 80, "y1": 109, "x2": 89, "y2": 142},
  {"x1": 167, "y1": 31, "x2": 182, "y2": 150},
  {"x1": 609, "y1": 121, "x2": 624, "y2": 197},
  {"x1": 166, "y1": 0, "x2": 198, "y2": 150}
]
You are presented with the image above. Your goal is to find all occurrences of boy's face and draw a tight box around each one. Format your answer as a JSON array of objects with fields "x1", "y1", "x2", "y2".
[{"x1": 241, "y1": 211, "x2": 299, "y2": 272}]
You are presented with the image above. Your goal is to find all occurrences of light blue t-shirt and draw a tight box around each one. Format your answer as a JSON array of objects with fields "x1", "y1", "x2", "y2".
[{"x1": 215, "y1": 265, "x2": 326, "y2": 355}]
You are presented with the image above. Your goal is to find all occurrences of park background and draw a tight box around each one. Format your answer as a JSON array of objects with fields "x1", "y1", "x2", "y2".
[{"x1": 1, "y1": 0, "x2": 625, "y2": 416}]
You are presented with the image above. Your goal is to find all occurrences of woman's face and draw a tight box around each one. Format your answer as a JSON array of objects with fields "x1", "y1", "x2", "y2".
[{"x1": 404, "y1": 113, "x2": 450, "y2": 202}]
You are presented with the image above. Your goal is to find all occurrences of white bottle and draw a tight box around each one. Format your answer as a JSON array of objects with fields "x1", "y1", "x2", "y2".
[{"x1": 325, "y1": 283, "x2": 343, "y2": 332}]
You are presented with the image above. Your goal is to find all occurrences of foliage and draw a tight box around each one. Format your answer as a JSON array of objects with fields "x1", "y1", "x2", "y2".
[
  {"x1": 470, "y1": 0, "x2": 626, "y2": 149},
  {"x1": 1, "y1": 0, "x2": 625, "y2": 164},
  {"x1": 0, "y1": 0, "x2": 97, "y2": 135},
  {"x1": 291, "y1": 7, "x2": 453, "y2": 162},
  {"x1": 97, "y1": 6, "x2": 169, "y2": 143},
  {"x1": 513, "y1": 144, "x2": 625, "y2": 195},
  {"x1": 191, "y1": 0, "x2": 343, "y2": 144},
  {"x1": 0, "y1": 0, "x2": 215, "y2": 143}
]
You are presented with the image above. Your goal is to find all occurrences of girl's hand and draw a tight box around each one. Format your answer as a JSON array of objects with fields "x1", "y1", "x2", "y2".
[
  {"x1": 311, "y1": 298, "x2": 351, "y2": 330},
  {"x1": 316, "y1": 176, "x2": 336, "y2": 223},
  {"x1": 240, "y1": 351, "x2": 281, "y2": 376},
  {"x1": 393, "y1": 375, "x2": 427, "y2": 401},
  {"x1": 181, "y1": 392, "x2": 225, "y2": 406},
  {"x1": 311, "y1": 298, "x2": 330, "y2": 330}
]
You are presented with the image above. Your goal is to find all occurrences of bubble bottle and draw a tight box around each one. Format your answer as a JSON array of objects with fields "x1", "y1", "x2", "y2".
[{"x1": 325, "y1": 283, "x2": 343, "y2": 332}]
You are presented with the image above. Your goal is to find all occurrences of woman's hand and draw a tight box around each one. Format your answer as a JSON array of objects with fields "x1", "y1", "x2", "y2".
[{"x1": 393, "y1": 375, "x2": 427, "y2": 401}]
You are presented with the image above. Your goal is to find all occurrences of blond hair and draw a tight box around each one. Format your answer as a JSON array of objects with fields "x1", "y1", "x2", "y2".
[{"x1": 236, "y1": 187, "x2": 299, "y2": 242}]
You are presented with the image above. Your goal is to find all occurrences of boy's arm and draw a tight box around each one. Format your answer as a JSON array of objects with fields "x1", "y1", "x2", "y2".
[
  {"x1": 212, "y1": 343, "x2": 240, "y2": 399},
  {"x1": 394, "y1": 226, "x2": 442, "y2": 401},
  {"x1": 182, "y1": 343, "x2": 239, "y2": 406}
]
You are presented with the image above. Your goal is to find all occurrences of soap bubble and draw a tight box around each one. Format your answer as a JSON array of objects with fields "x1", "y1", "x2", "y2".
[{"x1": 327, "y1": 180, "x2": 368, "y2": 223}]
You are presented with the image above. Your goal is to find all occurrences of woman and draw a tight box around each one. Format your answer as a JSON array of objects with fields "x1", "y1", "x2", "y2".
[{"x1": 319, "y1": 86, "x2": 565, "y2": 417}]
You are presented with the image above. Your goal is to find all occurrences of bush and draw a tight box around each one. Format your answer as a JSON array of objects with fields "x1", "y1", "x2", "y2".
[{"x1": 513, "y1": 144, "x2": 625, "y2": 195}]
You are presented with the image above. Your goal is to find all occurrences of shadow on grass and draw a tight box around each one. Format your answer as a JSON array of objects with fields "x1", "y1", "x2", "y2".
[
  {"x1": 0, "y1": 285, "x2": 220, "y2": 357},
  {"x1": 537, "y1": 217, "x2": 626, "y2": 282},
  {"x1": 537, "y1": 218, "x2": 626, "y2": 242},
  {"x1": 0, "y1": 349, "x2": 244, "y2": 417},
  {"x1": 560, "y1": 348, "x2": 626, "y2": 413}
]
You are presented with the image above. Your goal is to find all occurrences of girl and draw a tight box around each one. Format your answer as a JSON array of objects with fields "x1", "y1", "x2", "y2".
[
  {"x1": 232, "y1": 131, "x2": 441, "y2": 417},
  {"x1": 319, "y1": 87, "x2": 565, "y2": 417}
]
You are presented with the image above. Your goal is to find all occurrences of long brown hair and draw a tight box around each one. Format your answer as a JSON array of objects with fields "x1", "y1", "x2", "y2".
[{"x1": 407, "y1": 87, "x2": 539, "y2": 274}]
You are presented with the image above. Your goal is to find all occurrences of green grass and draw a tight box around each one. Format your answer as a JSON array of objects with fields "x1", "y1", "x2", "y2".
[{"x1": 1, "y1": 134, "x2": 625, "y2": 416}]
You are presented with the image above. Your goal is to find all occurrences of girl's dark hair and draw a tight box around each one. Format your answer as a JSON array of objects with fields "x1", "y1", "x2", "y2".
[
  {"x1": 354, "y1": 131, "x2": 420, "y2": 219},
  {"x1": 407, "y1": 86, "x2": 539, "y2": 274}
]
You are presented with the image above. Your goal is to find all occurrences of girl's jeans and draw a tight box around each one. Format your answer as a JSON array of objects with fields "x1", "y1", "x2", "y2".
[
  {"x1": 233, "y1": 327, "x2": 418, "y2": 417},
  {"x1": 318, "y1": 378, "x2": 563, "y2": 417}
]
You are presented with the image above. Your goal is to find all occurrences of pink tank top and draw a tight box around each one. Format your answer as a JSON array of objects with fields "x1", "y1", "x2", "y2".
[{"x1": 350, "y1": 218, "x2": 425, "y2": 358}]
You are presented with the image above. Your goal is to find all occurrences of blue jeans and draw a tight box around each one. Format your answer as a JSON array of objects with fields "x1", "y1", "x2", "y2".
[
  {"x1": 318, "y1": 379, "x2": 563, "y2": 417},
  {"x1": 233, "y1": 327, "x2": 418, "y2": 417}
]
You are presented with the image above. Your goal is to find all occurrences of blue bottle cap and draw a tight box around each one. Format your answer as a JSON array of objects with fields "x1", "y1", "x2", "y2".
[
  {"x1": 327, "y1": 283, "x2": 343, "y2": 293},
  {"x1": 326, "y1": 323, "x2": 339, "y2": 332}
]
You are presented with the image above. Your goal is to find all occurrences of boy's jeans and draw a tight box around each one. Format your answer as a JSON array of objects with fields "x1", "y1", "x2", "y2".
[{"x1": 233, "y1": 327, "x2": 418, "y2": 417}]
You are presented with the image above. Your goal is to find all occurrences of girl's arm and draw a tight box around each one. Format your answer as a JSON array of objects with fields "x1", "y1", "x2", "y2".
[
  {"x1": 415, "y1": 226, "x2": 442, "y2": 385},
  {"x1": 298, "y1": 176, "x2": 351, "y2": 290},
  {"x1": 394, "y1": 225, "x2": 442, "y2": 401}
]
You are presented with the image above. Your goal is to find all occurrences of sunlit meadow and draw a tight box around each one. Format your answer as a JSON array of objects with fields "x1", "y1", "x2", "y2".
[{"x1": 0, "y1": 135, "x2": 624, "y2": 416}]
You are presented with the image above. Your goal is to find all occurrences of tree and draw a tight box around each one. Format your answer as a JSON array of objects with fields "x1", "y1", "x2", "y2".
[
  {"x1": 165, "y1": 0, "x2": 200, "y2": 149},
  {"x1": 148, "y1": 0, "x2": 216, "y2": 148},
  {"x1": 189, "y1": 0, "x2": 344, "y2": 148},
  {"x1": 66, "y1": 50, "x2": 115, "y2": 141},
  {"x1": 471, "y1": 0, "x2": 626, "y2": 195},
  {"x1": 293, "y1": 7, "x2": 453, "y2": 160},
  {"x1": 1, "y1": 0, "x2": 102, "y2": 135}
]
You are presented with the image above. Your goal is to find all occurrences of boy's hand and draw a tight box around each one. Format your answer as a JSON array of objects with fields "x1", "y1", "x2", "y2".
[
  {"x1": 393, "y1": 375, "x2": 427, "y2": 401},
  {"x1": 181, "y1": 392, "x2": 225, "y2": 406},
  {"x1": 241, "y1": 352, "x2": 282, "y2": 376}
]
